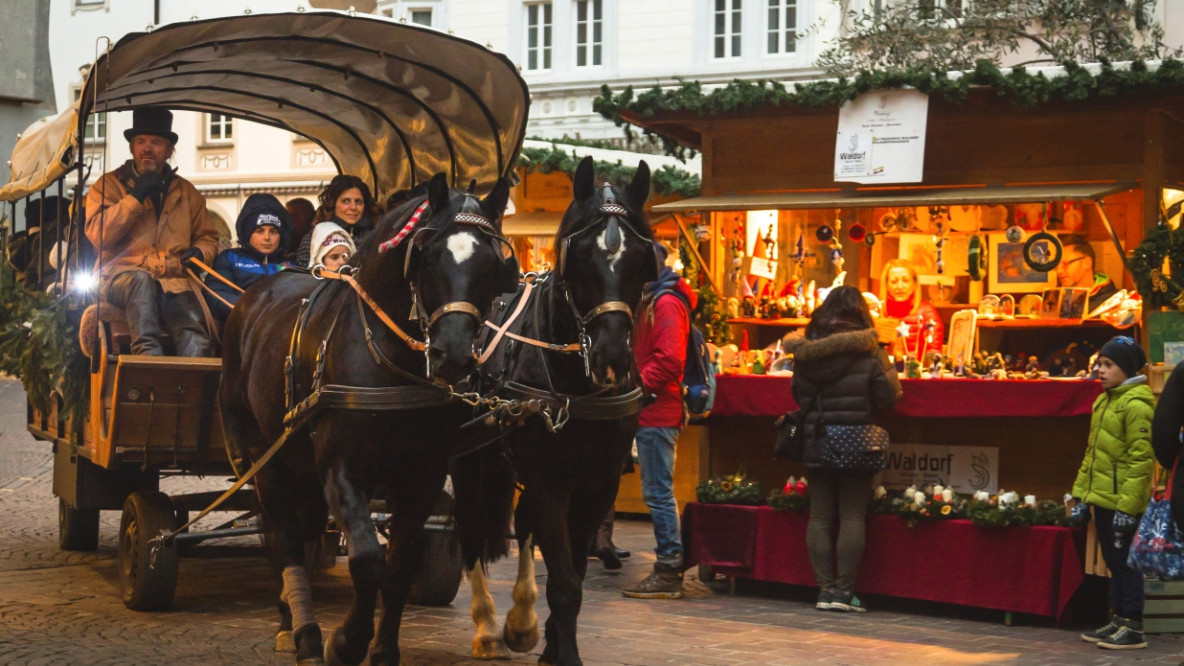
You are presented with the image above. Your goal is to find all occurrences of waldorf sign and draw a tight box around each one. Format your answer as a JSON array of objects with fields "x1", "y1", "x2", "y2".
[{"x1": 881, "y1": 443, "x2": 999, "y2": 494}]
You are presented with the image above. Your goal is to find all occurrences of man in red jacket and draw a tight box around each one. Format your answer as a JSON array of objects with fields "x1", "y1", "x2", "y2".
[{"x1": 622, "y1": 255, "x2": 696, "y2": 600}]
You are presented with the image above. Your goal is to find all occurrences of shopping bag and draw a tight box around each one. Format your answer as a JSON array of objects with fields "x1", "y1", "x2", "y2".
[
  {"x1": 773, "y1": 410, "x2": 805, "y2": 461},
  {"x1": 1127, "y1": 463, "x2": 1184, "y2": 579},
  {"x1": 819, "y1": 424, "x2": 889, "y2": 472}
]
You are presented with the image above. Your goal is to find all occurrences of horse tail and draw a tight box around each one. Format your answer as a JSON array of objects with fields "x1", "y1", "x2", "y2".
[{"x1": 452, "y1": 445, "x2": 516, "y2": 569}]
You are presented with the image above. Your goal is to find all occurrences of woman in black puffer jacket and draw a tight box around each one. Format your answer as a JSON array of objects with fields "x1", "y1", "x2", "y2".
[{"x1": 782, "y1": 286, "x2": 902, "y2": 612}]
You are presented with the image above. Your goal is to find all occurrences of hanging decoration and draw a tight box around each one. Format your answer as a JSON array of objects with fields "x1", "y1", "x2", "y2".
[
  {"x1": 932, "y1": 218, "x2": 947, "y2": 275},
  {"x1": 968, "y1": 235, "x2": 985, "y2": 281},
  {"x1": 847, "y1": 222, "x2": 867, "y2": 243},
  {"x1": 1005, "y1": 225, "x2": 1025, "y2": 243},
  {"x1": 828, "y1": 218, "x2": 844, "y2": 273},
  {"x1": 1023, "y1": 204, "x2": 1063, "y2": 272},
  {"x1": 815, "y1": 223, "x2": 835, "y2": 242},
  {"x1": 1130, "y1": 220, "x2": 1184, "y2": 310}
]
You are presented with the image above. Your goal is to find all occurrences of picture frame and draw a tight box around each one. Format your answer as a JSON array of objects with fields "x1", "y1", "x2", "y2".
[
  {"x1": 946, "y1": 309, "x2": 978, "y2": 368},
  {"x1": 1057, "y1": 287, "x2": 1090, "y2": 319},
  {"x1": 987, "y1": 234, "x2": 1057, "y2": 294}
]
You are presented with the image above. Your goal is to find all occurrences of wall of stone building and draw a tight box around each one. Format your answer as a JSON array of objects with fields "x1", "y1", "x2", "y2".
[{"x1": 0, "y1": 0, "x2": 59, "y2": 229}]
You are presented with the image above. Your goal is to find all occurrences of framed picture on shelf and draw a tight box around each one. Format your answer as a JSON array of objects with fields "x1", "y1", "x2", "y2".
[
  {"x1": 987, "y1": 234, "x2": 1057, "y2": 294},
  {"x1": 946, "y1": 309, "x2": 977, "y2": 368}
]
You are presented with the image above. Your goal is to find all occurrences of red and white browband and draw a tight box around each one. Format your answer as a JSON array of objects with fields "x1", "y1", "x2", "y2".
[{"x1": 378, "y1": 201, "x2": 431, "y2": 254}]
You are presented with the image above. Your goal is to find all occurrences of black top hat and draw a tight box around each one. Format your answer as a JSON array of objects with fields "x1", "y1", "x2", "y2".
[{"x1": 123, "y1": 107, "x2": 179, "y2": 145}]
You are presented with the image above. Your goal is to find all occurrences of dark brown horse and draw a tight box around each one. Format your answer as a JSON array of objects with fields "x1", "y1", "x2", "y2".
[
  {"x1": 219, "y1": 173, "x2": 517, "y2": 665},
  {"x1": 452, "y1": 157, "x2": 658, "y2": 666}
]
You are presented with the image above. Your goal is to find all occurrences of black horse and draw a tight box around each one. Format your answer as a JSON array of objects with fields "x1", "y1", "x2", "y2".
[
  {"x1": 452, "y1": 156, "x2": 658, "y2": 666},
  {"x1": 219, "y1": 173, "x2": 517, "y2": 665}
]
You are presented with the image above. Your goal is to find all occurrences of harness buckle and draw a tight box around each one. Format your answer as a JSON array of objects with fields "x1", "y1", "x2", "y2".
[{"x1": 580, "y1": 332, "x2": 592, "y2": 377}]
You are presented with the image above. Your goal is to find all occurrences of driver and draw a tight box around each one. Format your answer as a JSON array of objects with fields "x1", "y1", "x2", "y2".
[{"x1": 85, "y1": 107, "x2": 222, "y2": 356}]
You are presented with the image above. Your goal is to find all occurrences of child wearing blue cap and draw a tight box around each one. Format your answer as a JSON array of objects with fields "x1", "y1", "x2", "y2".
[{"x1": 1071, "y1": 335, "x2": 1154, "y2": 649}]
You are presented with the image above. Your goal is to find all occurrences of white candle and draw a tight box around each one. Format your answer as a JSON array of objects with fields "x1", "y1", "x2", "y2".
[
  {"x1": 942, "y1": 489, "x2": 954, "y2": 502},
  {"x1": 1024, "y1": 495, "x2": 1037, "y2": 506},
  {"x1": 974, "y1": 491, "x2": 989, "y2": 501},
  {"x1": 933, "y1": 485, "x2": 945, "y2": 497},
  {"x1": 1063, "y1": 493, "x2": 1074, "y2": 505},
  {"x1": 914, "y1": 491, "x2": 926, "y2": 505},
  {"x1": 873, "y1": 486, "x2": 887, "y2": 500}
]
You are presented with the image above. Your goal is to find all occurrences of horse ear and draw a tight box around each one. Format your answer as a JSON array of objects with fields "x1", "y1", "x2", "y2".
[
  {"x1": 480, "y1": 178, "x2": 512, "y2": 226},
  {"x1": 428, "y1": 173, "x2": 450, "y2": 213},
  {"x1": 572, "y1": 156, "x2": 595, "y2": 204},
  {"x1": 625, "y1": 160, "x2": 650, "y2": 211}
]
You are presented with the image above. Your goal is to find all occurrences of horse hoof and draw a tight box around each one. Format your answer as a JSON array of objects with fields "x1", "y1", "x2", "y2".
[
  {"x1": 323, "y1": 629, "x2": 352, "y2": 666},
  {"x1": 503, "y1": 624, "x2": 540, "y2": 653},
  {"x1": 471, "y1": 636, "x2": 511, "y2": 660},
  {"x1": 276, "y1": 630, "x2": 297, "y2": 653}
]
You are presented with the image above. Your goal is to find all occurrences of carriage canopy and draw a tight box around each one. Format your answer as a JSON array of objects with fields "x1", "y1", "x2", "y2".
[{"x1": 0, "y1": 10, "x2": 531, "y2": 202}]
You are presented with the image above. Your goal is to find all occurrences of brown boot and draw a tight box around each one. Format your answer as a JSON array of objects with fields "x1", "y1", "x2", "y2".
[
  {"x1": 589, "y1": 509, "x2": 622, "y2": 570},
  {"x1": 622, "y1": 563, "x2": 683, "y2": 599}
]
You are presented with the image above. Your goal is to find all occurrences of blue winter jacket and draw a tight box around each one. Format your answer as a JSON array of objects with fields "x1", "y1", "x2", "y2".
[{"x1": 205, "y1": 193, "x2": 292, "y2": 320}]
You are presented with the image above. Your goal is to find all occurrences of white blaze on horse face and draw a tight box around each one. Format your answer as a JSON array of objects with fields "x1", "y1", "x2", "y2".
[
  {"x1": 596, "y1": 228, "x2": 625, "y2": 271},
  {"x1": 447, "y1": 231, "x2": 480, "y2": 264}
]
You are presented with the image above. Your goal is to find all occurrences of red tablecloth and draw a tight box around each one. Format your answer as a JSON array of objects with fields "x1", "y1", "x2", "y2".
[
  {"x1": 711, "y1": 375, "x2": 1103, "y2": 418},
  {"x1": 682, "y1": 502, "x2": 1086, "y2": 625}
]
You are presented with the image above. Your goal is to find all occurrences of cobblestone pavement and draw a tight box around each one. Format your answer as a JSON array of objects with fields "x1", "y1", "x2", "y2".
[{"x1": 1, "y1": 379, "x2": 1183, "y2": 664}]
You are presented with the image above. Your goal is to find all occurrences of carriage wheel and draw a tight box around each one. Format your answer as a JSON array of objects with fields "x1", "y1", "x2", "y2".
[
  {"x1": 407, "y1": 526, "x2": 463, "y2": 606},
  {"x1": 58, "y1": 497, "x2": 99, "y2": 551},
  {"x1": 408, "y1": 491, "x2": 463, "y2": 606},
  {"x1": 119, "y1": 491, "x2": 179, "y2": 611}
]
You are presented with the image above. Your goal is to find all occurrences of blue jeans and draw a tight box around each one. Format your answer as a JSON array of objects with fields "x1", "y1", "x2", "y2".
[
  {"x1": 636, "y1": 426, "x2": 682, "y2": 567},
  {"x1": 1094, "y1": 506, "x2": 1144, "y2": 621}
]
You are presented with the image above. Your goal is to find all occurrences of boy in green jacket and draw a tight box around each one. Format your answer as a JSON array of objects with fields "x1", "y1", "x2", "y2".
[{"x1": 1071, "y1": 335, "x2": 1155, "y2": 650}]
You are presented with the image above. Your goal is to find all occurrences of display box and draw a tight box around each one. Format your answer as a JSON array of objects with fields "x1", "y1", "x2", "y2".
[{"x1": 1144, "y1": 579, "x2": 1184, "y2": 634}]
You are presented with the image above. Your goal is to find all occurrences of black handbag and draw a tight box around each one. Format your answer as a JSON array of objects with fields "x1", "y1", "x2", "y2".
[
  {"x1": 773, "y1": 409, "x2": 806, "y2": 461},
  {"x1": 819, "y1": 423, "x2": 890, "y2": 472}
]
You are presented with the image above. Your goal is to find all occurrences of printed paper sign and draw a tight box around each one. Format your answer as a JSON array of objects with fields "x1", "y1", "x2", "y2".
[
  {"x1": 880, "y1": 443, "x2": 998, "y2": 494},
  {"x1": 834, "y1": 89, "x2": 929, "y2": 184}
]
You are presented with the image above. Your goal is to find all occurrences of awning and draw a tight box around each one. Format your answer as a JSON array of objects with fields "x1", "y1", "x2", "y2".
[
  {"x1": 3, "y1": 11, "x2": 529, "y2": 202},
  {"x1": 0, "y1": 107, "x2": 79, "y2": 203},
  {"x1": 652, "y1": 182, "x2": 1135, "y2": 213},
  {"x1": 502, "y1": 211, "x2": 561, "y2": 237}
]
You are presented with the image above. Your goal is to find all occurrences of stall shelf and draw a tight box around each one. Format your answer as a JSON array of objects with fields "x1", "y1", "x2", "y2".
[{"x1": 682, "y1": 502, "x2": 1085, "y2": 625}]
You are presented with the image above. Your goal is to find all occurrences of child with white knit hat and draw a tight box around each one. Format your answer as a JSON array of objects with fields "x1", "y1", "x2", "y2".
[{"x1": 308, "y1": 221, "x2": 357, "y2": 271}]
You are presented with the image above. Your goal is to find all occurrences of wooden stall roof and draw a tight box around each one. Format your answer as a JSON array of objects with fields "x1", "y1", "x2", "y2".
[{"x1": 653, "y1": 182, "x2": 1135, "y2": 212}]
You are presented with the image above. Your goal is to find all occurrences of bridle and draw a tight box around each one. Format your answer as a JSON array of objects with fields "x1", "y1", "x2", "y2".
[{"x1": 481, "y1": 185, "x2": 648, "y2": 379}]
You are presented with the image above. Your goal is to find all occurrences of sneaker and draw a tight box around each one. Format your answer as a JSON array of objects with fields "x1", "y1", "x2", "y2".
[
  {"x1": 622, "y1": 565, "x2": 683, "y2": 600},
  {"x1": 1097, "y1": 620, "x2": 1146, "y2": 650},
  {"x1": 828, "y1": 590, "x2": 867, "y2": 612},
  {"x1": 1081, "y1": 614, "x2": 1121, "y2": 643},
  {"x1": 815, "y1": 588, "x2": 835, "y2": 610}
]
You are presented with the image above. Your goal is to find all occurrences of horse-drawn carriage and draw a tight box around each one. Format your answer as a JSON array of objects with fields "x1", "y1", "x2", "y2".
[
  {"x1": 5, "y1": 10, "x2": 528, "y2": 613},
  {"x1": 7, "y1": 11, "x2": 663, "y2": 665}
]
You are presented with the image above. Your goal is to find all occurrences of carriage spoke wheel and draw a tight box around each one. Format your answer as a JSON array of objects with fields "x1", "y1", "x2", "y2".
[
  {"x1": 408, "y1": 490, "x2": 463, "y2": 607},
  {"x1": 118, "y1": 491, "x2": 179, "y2": 611},
  {"x1": 58, "y1": 497, "x2": 99, "y2": 551}
]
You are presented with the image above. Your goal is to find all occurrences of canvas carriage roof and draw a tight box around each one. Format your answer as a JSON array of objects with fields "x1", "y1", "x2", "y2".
[{"x1": 0, "y1": 10, "x2": 530, "y2": 203}]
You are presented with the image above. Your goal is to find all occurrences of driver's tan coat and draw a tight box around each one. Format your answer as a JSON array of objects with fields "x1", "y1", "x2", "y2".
[{"x1": 85, "y1": 161, "x2": 221, "y2": 295}]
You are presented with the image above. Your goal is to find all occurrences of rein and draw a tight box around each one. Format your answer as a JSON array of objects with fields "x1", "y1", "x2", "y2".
[{"x1": 313, "y1": 265, "x2": 429, "y2": 353}]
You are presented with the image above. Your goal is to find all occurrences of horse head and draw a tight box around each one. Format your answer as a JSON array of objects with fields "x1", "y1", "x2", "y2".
[
  {"x1": 555, "y1": 156, "x2": 658, "y2": 388},
  {"x1": 384, "y1": 173, "x2": 518, "y2": 385}
]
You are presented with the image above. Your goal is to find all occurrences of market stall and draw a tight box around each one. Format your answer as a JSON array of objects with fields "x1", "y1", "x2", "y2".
[{"x1": 607, "y1": 74, "x2": 1184, "y2": 511}]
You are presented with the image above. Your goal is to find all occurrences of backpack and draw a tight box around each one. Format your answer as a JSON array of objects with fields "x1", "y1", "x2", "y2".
[{"x1": 650, "y1": 288, "x2": 717, "y2": 422}]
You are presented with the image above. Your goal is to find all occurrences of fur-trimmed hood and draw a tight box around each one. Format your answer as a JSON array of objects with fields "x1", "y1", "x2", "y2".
[{"x1": 783, "y1": 329, "x2": 881, "y2": 386}]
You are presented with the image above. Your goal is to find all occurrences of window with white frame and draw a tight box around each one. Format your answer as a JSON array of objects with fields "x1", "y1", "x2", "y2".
[
  {"x1": 575, "y1": 0, "x2": 603, "y2": 67},
  {"x1": 72, "y1": 88, "x2": 106, "y2": 144},
  {"x1": 410, "y1": 8, "x2": 432, "y2": 26},
  {"x1": 526, "y1": 2, "x2": 553, "y2": 71},
  {"x1": 766, "y1": 0, "x2": 797, "y2": 54},
  {"x1": 713, "y1": 0, "x2": 743, "y2": 59},
  {"x1": 205, "y1": 113, "x2": 233, "y2": 143},
  {"x1": 918, "y1": 0, "x2": 962, "y2": 20}
]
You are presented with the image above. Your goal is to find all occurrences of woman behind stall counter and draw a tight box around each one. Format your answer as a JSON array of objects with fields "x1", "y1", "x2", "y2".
[{"x1": 879, "y1": 258, "x2": 944, "y2": 359}]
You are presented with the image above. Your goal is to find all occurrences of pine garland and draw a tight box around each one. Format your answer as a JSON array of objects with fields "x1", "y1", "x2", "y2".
[
  {"x1": 517, "y1": 145, "x2": 700, "y2": 198},
  {"x1": 594, "y1": 60, "x2": 1184, "y2": 154},
  {"x1": 695, "y1": 471, "x2": 764, "y2": 505}
]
